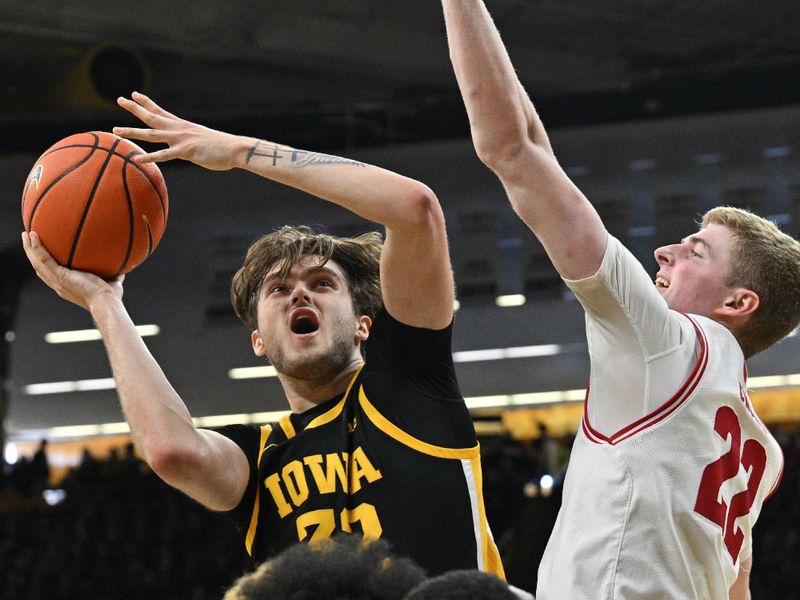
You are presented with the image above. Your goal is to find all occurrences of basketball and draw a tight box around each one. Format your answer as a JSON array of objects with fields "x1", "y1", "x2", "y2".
[{"x1": 21, "y1": 131, "x2": 169, "y2": 278}]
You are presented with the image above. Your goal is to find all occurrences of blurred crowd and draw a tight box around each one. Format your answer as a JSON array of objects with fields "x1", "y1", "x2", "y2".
[
  {"x1": 1, "y1": 425, "x2": 798, "y2": 599},
  {"x1": 0, "y1": 442, "x2": 249, "y2": 599}
]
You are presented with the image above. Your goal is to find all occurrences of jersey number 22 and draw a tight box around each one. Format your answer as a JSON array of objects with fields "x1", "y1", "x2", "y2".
[{"x1": 694, "y1": 405, "x2": 767, "y2": 562}]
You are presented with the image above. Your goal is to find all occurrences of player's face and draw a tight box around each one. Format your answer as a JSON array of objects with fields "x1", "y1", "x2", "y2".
[
  {"x1": 250, "y1": 255, "x2": 370, "y2": 382},
  {"x1": 653, "y1": 224, "x2": 740, "y2": 317}
]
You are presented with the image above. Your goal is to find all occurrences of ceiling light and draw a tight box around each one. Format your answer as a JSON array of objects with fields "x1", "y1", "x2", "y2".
[
  {"x1": 495, "y1": 294, "x2": 526, "y2": 307},
  {"x1": 748, "y1": 374, "x2": 800, "y2": 388},
  {"x1": 228, "y1": 366, "x2": 278, "y2": 379},
  {"x1": 45, "y1": 324, "x2": 160, "y2": 344},
  {"x1": 763, "y1": 146, "x2": 792, "y2": 159},
  {"x1": 453, "y1": 344, "x2": 562, "y2": 363},
  {"x1": 194, "y1": 413, "x2": 253, "y2": 428},
  {"x1": 23, "y1": 378, "x2": 117, "y2": 395},
  {"x1": 465, "y1": 396, "x2": 509, "y2": 409}
]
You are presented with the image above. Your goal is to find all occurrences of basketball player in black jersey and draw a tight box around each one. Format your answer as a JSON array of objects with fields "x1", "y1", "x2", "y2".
[{"x1": 22, "y1": 92, "x2": 504, "y2": 577}]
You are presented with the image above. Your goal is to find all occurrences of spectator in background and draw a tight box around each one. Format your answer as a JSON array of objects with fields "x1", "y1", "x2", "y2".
[
  {"x1": 30, "y1": 439, "x2": 50, "y2": 492},
  {"x1": 223, "y1": 535, "x2": 534, "y2": 600},
  {"x1": 223, "y1": 535, "x2": 426, "y2": 600}
]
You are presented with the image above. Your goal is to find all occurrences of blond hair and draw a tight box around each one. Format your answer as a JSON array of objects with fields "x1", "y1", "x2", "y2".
[
  {"x1": 231, "y1": 225, "x2": 383, "y2": 330},
  {"x1": 702, "y1": 206, "x2": 800, "y2": 357}
]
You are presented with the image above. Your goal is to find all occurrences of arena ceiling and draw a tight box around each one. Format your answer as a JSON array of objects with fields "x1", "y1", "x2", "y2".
[{"x1": 1, "y1": 0, "x2": 799, "y2": 152}]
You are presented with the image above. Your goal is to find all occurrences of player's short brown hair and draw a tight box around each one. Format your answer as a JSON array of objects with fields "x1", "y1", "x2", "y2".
[
  {"x1": 702, "y1": 206, "x2": 800, "y2": 357},
  {"x1": 231, "y1": 225, "x2": 383, "y2": 330}
]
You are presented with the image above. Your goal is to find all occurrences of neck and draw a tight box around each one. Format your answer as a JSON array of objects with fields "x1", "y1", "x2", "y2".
[{"x1": 278, "y1": 358, "x2": 364, "y2": 413}]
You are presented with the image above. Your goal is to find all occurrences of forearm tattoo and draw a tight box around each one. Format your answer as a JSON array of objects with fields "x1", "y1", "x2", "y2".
[{"x1": 246, "y1": 141, "x2": 365, "y2": 168}]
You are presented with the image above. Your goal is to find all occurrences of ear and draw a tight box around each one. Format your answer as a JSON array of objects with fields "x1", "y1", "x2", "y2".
[
  {"x1": 355, "y1": 315, "x2": 372, "y2": 343},
  {"x1": 251, "y1": 329, "x2": 267, "y2": 357},
  {"x1": 713, "y1": 288, "x2": 760, "y2": 320}
]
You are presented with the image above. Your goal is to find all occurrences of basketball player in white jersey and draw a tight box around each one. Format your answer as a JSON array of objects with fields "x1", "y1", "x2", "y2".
[{"x1": 441, "y1": 2, "x2": 800, "y2": 598}]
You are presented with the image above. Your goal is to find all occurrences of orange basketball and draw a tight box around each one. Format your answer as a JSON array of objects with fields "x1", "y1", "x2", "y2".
[{"x1": 21, "y1": 131, "x2": 168, "y2": 278}]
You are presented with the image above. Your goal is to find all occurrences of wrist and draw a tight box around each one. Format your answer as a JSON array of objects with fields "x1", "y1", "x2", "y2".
[
  {"x1": 233, "y1": 136, "x2": 263, "y2": 170},
  {"x1": 87, "y1": 289, "x2": 126, "y2": 322}
]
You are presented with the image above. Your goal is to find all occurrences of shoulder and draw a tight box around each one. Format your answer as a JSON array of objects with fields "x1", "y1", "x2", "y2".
[
  {"x1": 373, "y1": 306, "x2": 453, "y2": 335},
  {"x1": 213, "y1": 423, "x2": 273, "y2": 454},
  {"x1": 685, "y1": 313, "x2": 743, "y2": 356},
  {"x1": 365, "y1": 307, "x2": 453, "y2": 360},
  {"x1": 563, "y1": 235, "x2": 654, "y2": 307}
]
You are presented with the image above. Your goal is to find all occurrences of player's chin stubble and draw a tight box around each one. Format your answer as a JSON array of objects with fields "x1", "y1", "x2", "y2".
[{"x1": 268, "y1": 317, "x2": 359, "y2": 384}]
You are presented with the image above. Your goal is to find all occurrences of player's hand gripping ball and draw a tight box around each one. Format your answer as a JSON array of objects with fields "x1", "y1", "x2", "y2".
[{"x1": 21, "y1": 131, "x2": 168, "y2": 278}]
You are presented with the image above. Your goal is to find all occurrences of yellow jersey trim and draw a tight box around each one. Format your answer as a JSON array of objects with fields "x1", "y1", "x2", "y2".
[
  {"x1": 278, "y1": 413, "x2": 296, "y2": 439},
  {"x1": 358, "y1": 386, "x2": 479, "y2": 459},
  {"x1": 305, "y1": 366, "x2": 363, "y2": 430},
  {"x1": 245, "y1": 424, "x2": 273, "y2": 555},
  {"x1": 470, "y1": 453, "x2": 506, "y2": 579}
]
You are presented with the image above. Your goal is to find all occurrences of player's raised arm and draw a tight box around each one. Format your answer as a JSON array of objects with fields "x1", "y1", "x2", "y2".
[
  {"x1": 21, "y1": 230, "x2": 250, "y2": 512},
  {"x1": 114, "y1": 92, "x2": 453, "y2": 330},
  {"x1": 441, "y1": 0, "x2": 607, "y2": 280}
]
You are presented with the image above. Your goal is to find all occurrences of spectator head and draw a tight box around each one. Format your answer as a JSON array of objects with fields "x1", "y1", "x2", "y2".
[{"x1": 223, "y1": 535, "x2": 426, "y2": 600}]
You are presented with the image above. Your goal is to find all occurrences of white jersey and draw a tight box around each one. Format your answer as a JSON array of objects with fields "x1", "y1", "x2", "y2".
[{"x1": 537, "y1": 236, "x2": 783, "y2": 600}]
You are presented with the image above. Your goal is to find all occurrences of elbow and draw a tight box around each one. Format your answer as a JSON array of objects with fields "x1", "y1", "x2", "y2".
[
  {"x1": 473, "y1": 135, "x2": 527, "y2": 174},
  {"x1": 144, "y1": 441, "x2": 201, "y2": 484},
  {"x1": 398, "y1": 183, "x2": 445, "y2": 230}
]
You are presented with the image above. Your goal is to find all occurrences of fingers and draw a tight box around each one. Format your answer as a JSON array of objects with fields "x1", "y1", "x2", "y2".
[
  {"x1": 22, "y1": 231, "x2": 112, "y2": 309},
  {"x1": 116, "y1": 92, "x2": 178, "y2": 126},
  {"x1": 22, "y1": 230, "x2": 63, "y2": 294},
  {"x1": 23, "y1": 231, "x2": 59, "y2": 275},
  {"x1": 130, "y1": 91, "x2": 178, "y2": 119},
  {"x1": 109, "y1": 132, "x2": 180, "y2": 163},
  {"x1": 136, "y1": 148, "x2": 180, "y2": 163},
  {"x1": 112, "y1": 126, "x2": 168, "y2": 149},
  {"x1": 115, "y1": 93, "x2": 185, "y2": 163},
  {"x1": 116, "y1": 95, "x2": 161, "y2": 128},
  {"x1": 112, "y1": 126, "x2": 159, "y2": 139},
  {"x1": 112, "y1": 127, "x2": 167, "y2": 163},
  {"x1": 22, "y1": 229, "x2": 42, "y2": 258}
]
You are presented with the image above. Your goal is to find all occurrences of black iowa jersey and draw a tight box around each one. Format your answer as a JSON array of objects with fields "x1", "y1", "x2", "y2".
[{"x1": 217, "y1": 308, "x2": 504, "y2": 577}]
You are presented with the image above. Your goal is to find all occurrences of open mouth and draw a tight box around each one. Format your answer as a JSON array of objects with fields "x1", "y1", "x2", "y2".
[{"x1": 290, "y1": 308, "x2": 320, "y2": 334}]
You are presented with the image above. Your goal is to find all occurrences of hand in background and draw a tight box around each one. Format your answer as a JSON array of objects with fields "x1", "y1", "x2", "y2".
[{"x1": 114, "y1": 91, "x2": 252, "y2": 171}]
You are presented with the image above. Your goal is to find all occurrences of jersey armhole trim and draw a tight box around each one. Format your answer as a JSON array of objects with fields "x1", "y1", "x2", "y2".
[
  {"x1": 462, "y1": 455, "x2": 506, "y2": 579},
  {"x1": 357, "y1": 386, "x2": 479, "y2": 459},
  {"x1": 244, "y1": 424, "x2": 273, "y2": 555},
  {"x1": 582, "y1": 312, "x2": 709, "y2": 445}
]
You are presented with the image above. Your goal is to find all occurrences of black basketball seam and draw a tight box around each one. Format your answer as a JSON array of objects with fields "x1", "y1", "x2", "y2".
[
  {"x1": 25, "y1": 133, "x2": 102, "y2": 232},
  {"x1": 112, "y1": 155, "x2": 137, "y2": 278},
  {"x1": 67, "y1": 136, "x2": 124, "y2": 270},
  {"x1": 40, "y1": 141, "x2": 133, "y2": 161},
  {"x1": 44, "y1": 142, "x2": 167, "y2": 219}
]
